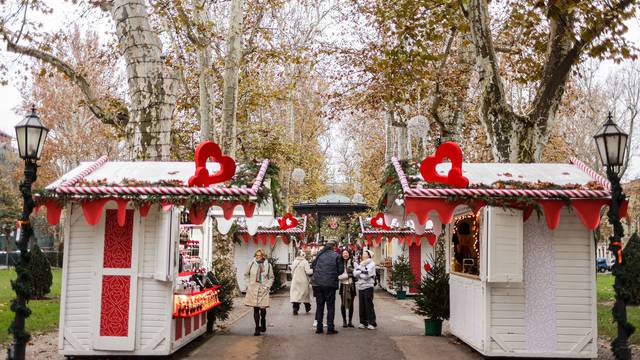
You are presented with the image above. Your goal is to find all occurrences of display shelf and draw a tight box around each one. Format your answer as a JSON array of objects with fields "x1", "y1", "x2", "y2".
[{"x1": 173, "y1": 286, "x2": 221, "y2": 318}]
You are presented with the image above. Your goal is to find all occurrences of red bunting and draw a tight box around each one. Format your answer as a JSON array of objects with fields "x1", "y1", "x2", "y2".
[
  {"x1": 398, "y1": 236, "x2": 405, "y2": 244},
  {"x1": 115, "y1": 199, "x2": 129, "y2": 226},
  {"x1": 81, "y1": 199, "x2": 110, "y2": 226},
  {"x1": 423, "y1": 262, "x2": 431, "y2": 273},
  {"x1": 241, "y1": 233, "x2": 250, "y2": 243},
  {"x1": 405, "y1": 197, "x2": 459, "y2": 225},
  {"x1": 270, "y1": 235, "x2": 277, "y2": 246},
  {"x1": 415, "y1": 236, "x2": 422, "y2": 246},
  {"x1": 139, "y1": 203, "x2": 152, "y2": 217},
  {"x1": 219, "y1": 202, "x2": 238, "y2": 220},
  {"x1": 426, "y1": 233, "x2": 436, "y2": 246},
  {"x1": 375, "y1": 235, "x2": 383, "y2": 247},
  {"x1": 39, "y1": 200, "x2": 63, "y2": 225},
  {"x1": 242, "y1": 202, "x2": 256, "y2": 218},
  {"x1": 160, "y1": 200, "x2": 173, "y2": 212},
  {"x1": 188, "y1": 203, "x2": 210, "y2": 225},
  {"x1": 571, "y1": 199, "x2": 609, "y2": 230},
  {"x1": 537, "y1": 200, "x2": 566, "y2": 230},
  {"x1": 523, "y1": 205, "x2": 534, "y2": 222}
]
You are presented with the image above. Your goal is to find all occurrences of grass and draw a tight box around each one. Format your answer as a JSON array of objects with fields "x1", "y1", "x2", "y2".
[
  {"x1": 597, "y1": 273, "x2": 640, "y2": 345},
  {"x1": 0, "y1": 268, "x2": 62, "y2": 344}
]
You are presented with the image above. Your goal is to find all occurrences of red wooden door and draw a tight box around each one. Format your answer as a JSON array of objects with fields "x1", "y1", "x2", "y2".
[
  {"x1": 93, "y1": 209, "x2": 138, "y2": 351},
  {"x1": 409, "y1": 244, "x2": 421, "y2": 293}
]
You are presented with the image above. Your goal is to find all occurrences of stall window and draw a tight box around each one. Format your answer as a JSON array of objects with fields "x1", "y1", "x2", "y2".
[{"x1": 450, "y1": 212, "x2": 480, "y2": 277}]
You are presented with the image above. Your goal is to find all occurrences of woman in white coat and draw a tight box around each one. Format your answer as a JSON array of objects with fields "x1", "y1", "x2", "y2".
[
  {"x1": 290, "y1": 250, "x2": 313, "y2": 315},
  {"x1": 354, "y1": 249, "x2": 377, "y2": 329},
  {"x1": 244, "y1": 249, "x2": 274, "y2": 336}
]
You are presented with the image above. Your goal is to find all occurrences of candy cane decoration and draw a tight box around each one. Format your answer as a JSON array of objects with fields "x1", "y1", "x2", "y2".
[
  {"x1": 570, "y1": 157, "x2": 611, "y2": 192},
  {"x1": 391, "y1": 157, "x2": 411, "y2": 193},
  {"x1": 56, "y1": 155, "x2": 108, "y2": 188},
  {"x1": 404, "y1": 187, "x2": 609, "y2": 199},
  {"x1": 251, "y1": 159, "x2": 270, "y2": 192}
]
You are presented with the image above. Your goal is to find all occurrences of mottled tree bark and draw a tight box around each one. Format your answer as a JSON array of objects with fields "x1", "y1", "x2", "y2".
[
  {"x1": 221, "y1": 0, "x2": 245, "y2": 157},
  {"x1": 111, "y1": 0, "x2": 178, "y2": 160}
]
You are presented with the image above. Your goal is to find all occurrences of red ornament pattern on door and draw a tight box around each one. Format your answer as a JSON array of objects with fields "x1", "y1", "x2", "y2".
[
  {"x1": 99, "y1": 276, "x2": 131, "y2": 336},
  {"x1": 99, "y1": 209, "x2": 134, "y2": 337},
  {"x1": 409, "y1": 244, "x2": 421, "y2": 293},
  {"x1": 103, "y1": 209, "x2": 133, "y2": 268}
]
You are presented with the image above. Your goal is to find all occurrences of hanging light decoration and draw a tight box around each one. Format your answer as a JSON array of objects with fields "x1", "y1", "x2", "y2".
[{"x1": 292, "y1": 168, "x2": 306, "y2": 184}]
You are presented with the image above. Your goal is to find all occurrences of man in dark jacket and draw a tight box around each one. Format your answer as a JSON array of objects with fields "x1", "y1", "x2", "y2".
[{"x1": 311, "y1": 239, "x2": 344, "y2": 334}]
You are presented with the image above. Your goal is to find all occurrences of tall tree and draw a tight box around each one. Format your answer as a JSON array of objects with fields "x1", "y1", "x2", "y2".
[{"x1": 459, "y1": 0, "x2": 638, "y2": 162}]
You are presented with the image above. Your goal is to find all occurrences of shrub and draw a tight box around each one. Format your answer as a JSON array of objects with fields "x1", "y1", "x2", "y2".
[
  {"x1": 414, "y1": 237, "x2": 449, "y2": 320},
  {"x1": 27, "y1": 243, "x2": 52, "y2": 300},
  {"x1": 209, "y1": 256, "x2": 236, "y2": 323},
  {"x1": 269, "y1": 256, "x2": 283, "y2": 293}
]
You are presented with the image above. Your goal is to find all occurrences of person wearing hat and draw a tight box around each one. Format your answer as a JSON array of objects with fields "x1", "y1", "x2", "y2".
[
  {"x1": 310, "y1": 239, "x2": 344, "y2": 334},
  {"x1": 244, "y1": 249, "x2": 274, "y2": 336},
  {"x1": 354, "y1": 248, "x2": 377, "y2": 329}
]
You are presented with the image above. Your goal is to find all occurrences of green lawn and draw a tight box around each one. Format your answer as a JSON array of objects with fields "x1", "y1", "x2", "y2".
[
  {"x1": 0, "y1": 268, "x2": 62, "y2": 344},
  {"x1": 597, "y1": 273, "x2": 640, "y2": 345}
]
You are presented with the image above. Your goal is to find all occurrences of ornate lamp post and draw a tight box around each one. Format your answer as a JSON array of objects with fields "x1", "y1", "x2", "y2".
[
  {"x1": 9, "y1": 106, "x2": 49, "y2": 360},
  {"x1": 593, "y1": 113, "x2": 634, "y2": 360}
]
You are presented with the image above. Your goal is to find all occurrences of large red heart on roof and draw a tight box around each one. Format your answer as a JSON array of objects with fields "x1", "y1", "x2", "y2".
[
  {"x1": 188, "y1": 141, "x2": 236, "y2": 187},
  {"x1": 370, "y1": 213, "x2": 390, "y2": 230},
  {"x1": 420, "y1": 142, "x2": 469, "y2": 188},
  {"x1": 278, "y1": 213, "x2": 298, "y2": 230}
]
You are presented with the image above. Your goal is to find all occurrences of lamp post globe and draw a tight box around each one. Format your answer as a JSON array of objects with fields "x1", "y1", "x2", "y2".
[
  {"x1": 594, "y1": 112, "x2": 628, "y2": 175},
  {"x1": 593, "y1": 112, "x2": 633, "y2": 360},
  {"x1": 292, "y1": 168, "x2": 306, "y2": 184},
  {"x1": 8, "y1": 105, "x2": 49, "y2": 360},
  {"x1": 14, "y1": 105, "x2": 49, "y2": 161}
]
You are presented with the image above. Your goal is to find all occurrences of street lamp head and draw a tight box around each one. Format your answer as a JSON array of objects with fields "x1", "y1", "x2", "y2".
[
  {"x1": 593, "y1": 112, "x2": 628, "y2": 175},
  {"x1": 14, "y1": 105, "x2": 49, "y2": 161}
]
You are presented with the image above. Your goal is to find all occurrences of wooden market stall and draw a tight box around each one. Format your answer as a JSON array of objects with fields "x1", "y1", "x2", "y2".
[
  {"x1": 234, "y1": 214, "x2": 307, "y2": 291},
  {"x1": 358, "y1": 215, "x2": 435, "y2": 295},
  {"x1": 37, "y1": 141, "x2": 276, "y2": 357},
  {"x1": 382, "y1": 142, "x2": 628, "y2": 358}
]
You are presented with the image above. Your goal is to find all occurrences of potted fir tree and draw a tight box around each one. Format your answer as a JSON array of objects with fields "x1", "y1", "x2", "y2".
[
  {"x1": 391, "y1": 255, "x2": 414, "y2": 300},
  {"x1": 414, "y1": 238, "x2": 449, "y2": 336}
]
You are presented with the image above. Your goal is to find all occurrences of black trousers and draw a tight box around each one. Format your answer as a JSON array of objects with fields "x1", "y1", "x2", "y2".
[
  {"x1": 253, "y1": 307, "x2": 266, "y2": 330},
  {"x1": 292, "y1": 302, "x2": 312, "y2": 313},
  {"x1": 340, "y1": 283, "x2": 355, "y2": 324},
  {"x1": 313, "y1": 286, "x2": 337, "y2": 330},
  {"x1": 358, "y1": 287, "x2": 376, "y2": 327}
]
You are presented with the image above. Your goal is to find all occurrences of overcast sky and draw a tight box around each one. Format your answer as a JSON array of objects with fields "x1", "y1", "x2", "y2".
[{"x1": 0, "y1": 3, "x2": 639, "y2": 181}]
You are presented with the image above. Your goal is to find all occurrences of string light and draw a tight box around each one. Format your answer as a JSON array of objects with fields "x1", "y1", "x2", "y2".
[{"x1": 452, "y1": 213, "x2": 480, "y2": 275}]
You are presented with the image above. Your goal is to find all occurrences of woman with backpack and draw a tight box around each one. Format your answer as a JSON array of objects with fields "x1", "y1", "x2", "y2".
[
  {"x1": 354, "y1": 248, "x2": 377, "y2": 329},
  {"x1": 244, "y1": 249, "x2": 274, "y2": 336}
]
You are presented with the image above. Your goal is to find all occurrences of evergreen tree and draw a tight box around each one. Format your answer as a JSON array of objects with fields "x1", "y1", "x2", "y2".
[
  {"x1": 620, "y1": 232, "x2": 640, "y2": 306},
  {"x1": 27, "y1": 243, "x2": 52, "y2": 300},
  {"x1": 414, "y1": 237, "x2": 449, "y2": 320},
  {"x1": 269, "y1": 256, "x2": 283, "y2": 293},
  {"x1": 391, "y1": 255, "x2": 415, "y2": 292}
]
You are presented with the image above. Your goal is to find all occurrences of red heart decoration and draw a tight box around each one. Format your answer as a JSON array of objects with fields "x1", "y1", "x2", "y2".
[
  {"x1": 278, "y1": 213, "x2": 298, "y2": 230},
  {"x1": 419, "y1": 142, "x2": 469, "y2": 188},
  {"x1": 370, "y1": 213, "x2": 390, "y2": 230},
  {"x1": 423, "y1": 262, "x2": 431, "y2": 273},
  {"x1": 188, "y1": 141, "x2": 236, "y2": 187}
]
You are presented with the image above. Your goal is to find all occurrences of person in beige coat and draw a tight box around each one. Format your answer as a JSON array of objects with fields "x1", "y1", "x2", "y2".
[
  {"x1": 244, "y1": 249, "x2": 274, "y2": 336},
  {"x1": 290, "y1": 250, "x2": 313, "y2": 315}
]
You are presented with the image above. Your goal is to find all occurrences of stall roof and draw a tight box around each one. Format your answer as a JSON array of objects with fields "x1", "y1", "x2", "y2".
[
  {"x1": 44, "y1": 156, "x2": 270, "y2": 199},
  {"x1": 391, "y1": 157, "x2": 612, "y2": 199},
  {"x1": 359, "y1": 216, "x2": 433, "y2": 235},
  {"x1": 237, "y1": 216, "x2": 307, "y2": 234}
]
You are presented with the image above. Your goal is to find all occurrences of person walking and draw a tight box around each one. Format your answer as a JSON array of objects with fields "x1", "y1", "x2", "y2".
[
  {"x1": 243, "y1": 249, "x2": 274, "y2": 336},
  {"x1": 338, "y1": 248, "x2": 356, "y2": 328},
  {"x1": 290, "y1": 249, "x2": 313, "y2": 315},
  {"x1": 310, "y1": 239, "x2": 344, "y2": 334},
  {"x1": 354, "y1": 249, "x2": 377, "y2": 329}
]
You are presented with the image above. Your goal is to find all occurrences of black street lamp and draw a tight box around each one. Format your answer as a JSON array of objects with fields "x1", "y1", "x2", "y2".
[
  {"x1": 593, "y1": 112, "x2": 634, "y2": 360},
  {"x1": 9, "y1": 105, "x2": 48, "y2": 360}
]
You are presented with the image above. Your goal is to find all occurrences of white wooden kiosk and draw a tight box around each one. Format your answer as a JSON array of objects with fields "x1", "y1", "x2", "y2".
[
  {"x1": 384, "y1": 144, "x2": 628, "y2": 358},
  {"x1": 234, "y1": 215, "x2": 307, "y2": 291},
  {"x1": 37, "y1": 145, "x2": 275, "y2": 357},
  {"x1": 358, "y1": 216, "x2": 435, "y2": 295}
]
